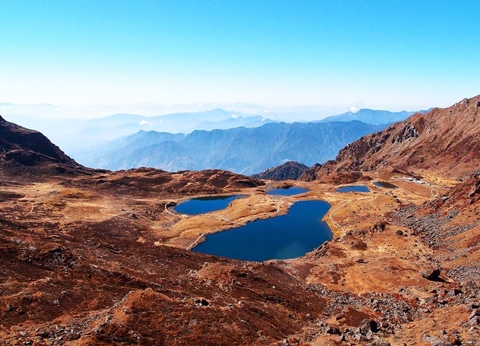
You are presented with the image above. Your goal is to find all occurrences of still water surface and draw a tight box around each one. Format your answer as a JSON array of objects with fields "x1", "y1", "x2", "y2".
[
  {"x1": 336, "y1": 185, "x2": 370, "y2": 193},
  {"x1": 267, "y1": 187, "x2": 309, "y2": 196},
  {"x1": 174, "y1": 195, "x2": 243, "y2": 215},
  {"x1": 193, "y1": 200, "x2": 332, "y2": 261}
]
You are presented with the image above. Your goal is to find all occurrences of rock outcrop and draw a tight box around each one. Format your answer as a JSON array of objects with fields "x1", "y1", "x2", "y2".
[
  {"x1": 301, "y1": 95, "x2": 480, "y2": 181},
  {"x1": 252, "y1": 161, "x2": 308, "y2": 180}
]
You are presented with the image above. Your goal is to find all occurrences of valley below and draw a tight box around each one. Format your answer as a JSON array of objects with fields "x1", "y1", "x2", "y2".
[
  {"x1": 1, "y1": 166, "x2": 479, "y2": 345},
  {"x1": 1, "y1": 95, "x2": 480, "y2": 345}
]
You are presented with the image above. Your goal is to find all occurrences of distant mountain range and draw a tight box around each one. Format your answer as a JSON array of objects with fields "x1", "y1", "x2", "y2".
[
  {"x1": 6, "y1": 107, "x2": 418, "y2": 175},
  {"x1": 319, "y1": 108, "x2": 420, "y2": 125},
  {"x1": 72, "y1": 121, "x2": 386, "y2": 175},
  {"x1": 7, "y1": 109, "x2": 273, "y2": 153}
]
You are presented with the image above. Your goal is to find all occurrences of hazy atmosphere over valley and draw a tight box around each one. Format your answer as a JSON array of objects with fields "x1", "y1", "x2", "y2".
[{"x1": 1, "y1": 1, "x2": 480, "y2": 345}]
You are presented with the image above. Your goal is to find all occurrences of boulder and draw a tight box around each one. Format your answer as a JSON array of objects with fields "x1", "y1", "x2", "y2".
[
  {"x1": 421, "y1": 268, "x2": 444, "y2": 282},
  {"x1": 359, "y1": 319, "x2": 378, "y2": 334}
]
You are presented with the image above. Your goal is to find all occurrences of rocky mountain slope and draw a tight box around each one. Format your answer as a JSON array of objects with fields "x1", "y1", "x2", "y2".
[
  {"x1": 0, "y1": 115, "x2": 76, "y2": 166},
  {"x1": 252, "y1": 161, "x2": 308, "y2": 180},
  {"x1": 0, "y1": 115, "x2": 89, "y2": 178},
  {"x1": 72, "y1": 121, "x2": 384, "y2": 175},
  {"x1": 301, "y1": 96, "x2": 480, "y2": 182}
]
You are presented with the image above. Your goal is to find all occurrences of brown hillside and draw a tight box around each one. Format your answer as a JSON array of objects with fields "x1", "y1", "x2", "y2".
[
  {"x1": 0, "y1": 115, "x2": 91, "y2": 178},
  {"x1": 301, "y1": 95, "x2": 480, "y2": 182},
  {"x1": 0, "y1": 115, "x2": 77, "y2": 167}
]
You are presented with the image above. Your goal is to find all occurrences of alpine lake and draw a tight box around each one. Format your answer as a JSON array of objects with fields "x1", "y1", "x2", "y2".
[{"x1": 176, "y1": 188, "x2": 333, "y2": 262}]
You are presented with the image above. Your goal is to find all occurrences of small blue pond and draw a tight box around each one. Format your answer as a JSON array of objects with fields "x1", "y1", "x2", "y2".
[
  {"x1": 174, "y1": 195, "x2": 243, "y2": 215},
  {"x1": 337, "y1": 185, "x2": 370, "y2": 193},
  {"x1": 192, "y1": 200, "x2": 333, "y2": 262},
  {"x1": 267, "y1": 187, "x2": 309, "y2": 196},
  {"x1": 374, "y1": 181, "x2": 397, "y2": 189}
]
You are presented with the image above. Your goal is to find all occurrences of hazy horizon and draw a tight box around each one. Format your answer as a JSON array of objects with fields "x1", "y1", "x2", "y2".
[
  {"x1": 0, "y1": 101, "x2": 426, "y2": 123},
  {"x1": 1, "y1": 1, "x2": 479, "y2": 120}
]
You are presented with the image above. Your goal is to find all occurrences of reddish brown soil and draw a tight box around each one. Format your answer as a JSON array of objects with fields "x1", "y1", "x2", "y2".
[{"x1": 1, "y1": 96, "x2": 480, "y2": 345}]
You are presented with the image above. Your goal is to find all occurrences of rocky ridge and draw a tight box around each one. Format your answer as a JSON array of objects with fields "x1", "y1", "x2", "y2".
[
  {"x1": 0, "y1": 115, "x2": 91, "y2": 179},
  {"x1": 0, "y1": 115, "x2": 77, "y2": 167},
  {"x1": 300, "y1": 95, "x2": 480, "y2": 182}
]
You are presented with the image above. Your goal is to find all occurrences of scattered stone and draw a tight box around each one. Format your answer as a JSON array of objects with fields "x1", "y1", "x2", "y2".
[
  {"x1": 325, "y1": 326, "x2": 341, "y2": 335},
  {"x1": 372, "y1": 338, "x2": 391, "y2": 346},
  {"x1": 468, "y1": 310, "x2": 479, "y2": 325},
  {"x1": 395, "y1": 230, "x2": 404, "y2": 236},
  {"x1": 372, "y1": 221, "x2": 387, "y2": 232},
  {"x1": 359, "y1": 319, "x2": 378, "y2": 334},
  {"x1": 37, "y1": 330, "x2": 52, "y2": 339},
  {"x1": 447, "y1": 288, "x2": 462, "y2": 297},
  {"x1": 448, "y1": 335, "x2": 462, "y2": 345},
  {"x1": 107, "y1": 244, "x2": 121, "y2": 254},
  {"x1": 421, "y1": 268, "x2": 444, "y2": 282},
  {"x1": 194, "y1": 298, "x2": 210, "y2": 306}
]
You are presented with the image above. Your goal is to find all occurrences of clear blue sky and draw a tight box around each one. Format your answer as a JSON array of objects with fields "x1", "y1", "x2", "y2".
[{"x1": 1, "y1": 0, "x2": 479, "y2": 112}]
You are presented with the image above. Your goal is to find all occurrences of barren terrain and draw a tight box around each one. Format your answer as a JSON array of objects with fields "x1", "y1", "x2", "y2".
[
  {"x1": 1, "y1": 96, "x2": 480, "y2": 345},
  {"x1": 1, "y1": 168, "x2": 478, "y2": 345}
]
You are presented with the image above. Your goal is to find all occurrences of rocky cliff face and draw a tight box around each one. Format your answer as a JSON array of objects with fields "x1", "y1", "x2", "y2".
[{"x1": 301, "y1": 95, "x2": 480, "y2": 181}]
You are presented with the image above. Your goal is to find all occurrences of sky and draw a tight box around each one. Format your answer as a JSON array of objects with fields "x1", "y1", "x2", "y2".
[{"x1": 1, "y1": 0, "x2": 479, "y2": 118}]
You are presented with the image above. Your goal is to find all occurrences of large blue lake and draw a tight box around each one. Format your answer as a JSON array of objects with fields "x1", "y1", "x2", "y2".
[
  {"x1": 192, "y1": 200, "x2": 333, "y2": 261},
  {"x1": 337, "y1": 185, "x2": 370, "y2": 193},
  {"x1": 267, "y1": 187, "x2": 309, "y2": 196},
  {"x1": 174, "y1": 195, "x2": 243, "y2": 215}
]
